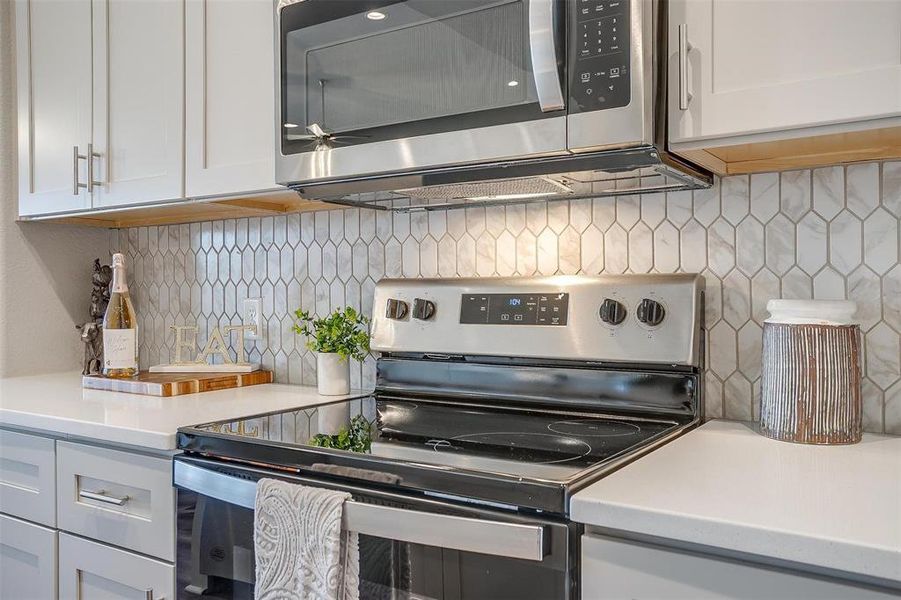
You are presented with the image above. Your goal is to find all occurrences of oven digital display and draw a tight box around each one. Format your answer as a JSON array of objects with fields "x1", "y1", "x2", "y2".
[{"x1": 460, "y1": 293, "x2": 569, "y2": 326}]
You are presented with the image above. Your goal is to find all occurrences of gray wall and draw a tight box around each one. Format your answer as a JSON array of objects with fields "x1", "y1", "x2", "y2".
[{"x1": 112, "y1": 162, "x2": 901, "y2": 434}]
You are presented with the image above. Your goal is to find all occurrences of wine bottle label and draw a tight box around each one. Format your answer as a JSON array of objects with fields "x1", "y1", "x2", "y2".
[{"x1": 103, "y1": 329, "x2": 138, "y2": 369}]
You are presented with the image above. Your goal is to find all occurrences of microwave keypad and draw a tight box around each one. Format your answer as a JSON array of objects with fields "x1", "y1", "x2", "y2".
[{"x1": 570, "y1": 0, "x2": 631, "y2": 112}]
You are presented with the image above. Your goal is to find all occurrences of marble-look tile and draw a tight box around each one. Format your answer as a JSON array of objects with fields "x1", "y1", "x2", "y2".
[
  {"x1": 707, "y1": 218, "x2": 735, "y2": 278},
  {"x1": 122, "y1": 160, "x2": 899, "y2": 434},
  {"x1": 737, "y1": 321, "x2": 763, "y2": 381},
  {"x1": 693, "y1": 179, "x2": 721, "y2": 227},
  {"x1": 679, "y1": 219, "x2": 707, "y2": 272},
  {"x1": 708, "y1": 321, "x2": 737, "y2": 379},
  {"x1": 750, "y1": 172, "x2": 779, "y2": 223},
  {"x1": 735, "y1": 217, "x2": 764, "y2": 276},
  {"x1": 721, "y1": 175, "x2": 749, "y2": 226},
  {"x1": 812, "y1": 267, "x2": 845, "y2": 300},
  {"x1": 883, "y1": 161, "x2": 901, "y2": 217},
  {"x1": 885, "y1": 380, "x2": 901, "y2": 435},
  {"x1": 847, "y1": 162, "x2": 880, "y2": 218},
  {"x1": 652, "y1": 221, "x2": 679, "y2": 273},
  {"x1": 866, "y1": 324, "x2": 901, "y2": 391},
  {"x1": 604, "y1": 224, "x2": 628, "y2": 274},
  {"x1": 627, "y1": 222, "x2": 653, "y2": 273},
  {"x1": 862, "y1": 208, "x2": 899, "y2": 274},
  {"x1": 722, "y1": 271, "x2": 750, "y2": 328},
  {"x1": 780, "y1": 170, "x2": 810, "y2": 222},
  {"x1": 764, "y1": 214, "x2": 795, "y2": 275},
  {"x1": 724, "y1": 373, "x2": 753, "y2": 421},
  {"x1": 812, "y1": 166, "x2": 844, "y2": 220},
  {"x1": 796, "y1": 212, "x2": 827, "y2": 275}
]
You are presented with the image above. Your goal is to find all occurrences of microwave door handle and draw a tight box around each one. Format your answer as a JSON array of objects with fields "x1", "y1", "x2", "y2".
[
  {"x1": 174, "y1": 461, "x2": 546, "y2": 562},
  {"x1": 528, "y1": 0, "x2": 564, "y2": 112}
]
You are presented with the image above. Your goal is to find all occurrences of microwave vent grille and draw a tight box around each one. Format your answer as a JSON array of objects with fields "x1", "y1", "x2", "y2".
[{"x1": 398, "y1": 176, "x2": 573, "y2": 203}]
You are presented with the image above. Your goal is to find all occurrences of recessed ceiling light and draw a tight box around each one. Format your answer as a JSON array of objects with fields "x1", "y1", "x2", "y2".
[
  {"x1": 283, "y1": 123, "x2": 299, "y2": 128},
  {"x1": 507, "y1": 80, "x2": 519, "y2": 87},
  {"x1": 366, "y1": 10, "x2": 386, "y2": 20}
]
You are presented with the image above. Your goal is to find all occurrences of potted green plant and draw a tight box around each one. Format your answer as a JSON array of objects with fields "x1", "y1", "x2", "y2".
[{"x1": 292, "y1": 306, "x2": 370, "y2": 396}]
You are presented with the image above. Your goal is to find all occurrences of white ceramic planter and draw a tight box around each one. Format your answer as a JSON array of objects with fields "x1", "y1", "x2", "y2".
[
  {"x1": 316, "y1": 352, "x2": 350, "y2": 396},
  {"x1": 316, "y1": 402, "x2": 350, "y2": 435}
]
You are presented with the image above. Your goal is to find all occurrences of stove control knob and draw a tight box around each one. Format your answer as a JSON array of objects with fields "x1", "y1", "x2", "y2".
[
  {"x1": 412, "y1": 298, "x2": 436, "y2": 320},
  {"x1": 599, "y1": 298, "x2": 627, "y2": 325},
  {"x1": 637, "y1": 298, "x2": 665, "y2": 326},
  {"x1": 385, "y1": 298, "x2": 408, "y2": 320}
]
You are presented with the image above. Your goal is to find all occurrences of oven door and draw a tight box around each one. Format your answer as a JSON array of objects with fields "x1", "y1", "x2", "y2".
[
  {"x1": 174, "y1": 457, "x2": 575, "y2": 600},
  {"x1": 275, "y1": 0, "x2": 568, "y2": 186}
]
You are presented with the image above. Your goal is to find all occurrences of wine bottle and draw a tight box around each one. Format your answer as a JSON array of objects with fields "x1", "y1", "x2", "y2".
[{"x1": 102, "y1": 253, "x2": 138, "y2": 378}]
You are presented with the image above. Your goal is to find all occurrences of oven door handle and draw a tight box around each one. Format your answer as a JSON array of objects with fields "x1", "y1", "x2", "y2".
[
  {"x1": 174, "y1": 461, "x2": 547, "y2": 562},
  {"x1": 528, "y1": 0, "x2": 565, "y2": 112}
]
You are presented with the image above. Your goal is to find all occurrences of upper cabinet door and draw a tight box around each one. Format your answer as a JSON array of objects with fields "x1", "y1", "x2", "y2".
[
  {"x1": 90, "y1": 0, "x2": 185, "y2": 208},
  {"x1": 185, "y1": 0, "x2": 277, "y2": 199},
  {"x1": 16, "y1": 0, "x2": 93, "y2": 216},
  {"x1": 669, "y1": 0, "x2": 901, "y2": 145}
]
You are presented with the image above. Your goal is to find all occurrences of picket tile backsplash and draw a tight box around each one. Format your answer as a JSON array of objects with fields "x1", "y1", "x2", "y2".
[{"x1": 111, "y1": 160, "x2": 901, "y2": 434}]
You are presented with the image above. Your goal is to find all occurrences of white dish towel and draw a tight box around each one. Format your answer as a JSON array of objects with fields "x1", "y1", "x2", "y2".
[{"x1": 254, "y1": 478, "x2": 360, "y2": 600}]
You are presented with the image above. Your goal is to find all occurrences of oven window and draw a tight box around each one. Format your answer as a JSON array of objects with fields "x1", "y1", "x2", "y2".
[
  {"x1": 279, "y1": 0, "x2": 560, "y2": 155},
  {"x1": 176, "y1": 488, "x2": 570, "y2": 600}
]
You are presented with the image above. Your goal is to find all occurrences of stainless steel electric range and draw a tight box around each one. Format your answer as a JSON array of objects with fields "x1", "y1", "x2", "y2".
[{"x1": 173, "y1": 275, "x2": 705, "y2": 600}]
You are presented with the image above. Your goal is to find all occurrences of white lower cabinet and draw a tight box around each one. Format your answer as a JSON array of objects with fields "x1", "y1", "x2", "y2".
[
  {"x1": 58, "y1": 532, "x2": 173, "y2": 600},
  {"x1": 0, "y1": 514, "x2": 58, "y2": 600},
  {"x1": 582, "y1": 534, "x2": 898, "y2": 600}
]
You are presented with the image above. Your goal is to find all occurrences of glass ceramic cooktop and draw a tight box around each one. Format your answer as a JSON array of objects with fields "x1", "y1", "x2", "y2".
[{"x1": 188, "y1": 397, "x2": 678, "y2": 484}]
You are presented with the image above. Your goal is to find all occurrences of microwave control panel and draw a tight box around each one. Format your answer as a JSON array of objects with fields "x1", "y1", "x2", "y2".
[{"x1": 569, "y1": 0, "x2": 631, "y2": 113}]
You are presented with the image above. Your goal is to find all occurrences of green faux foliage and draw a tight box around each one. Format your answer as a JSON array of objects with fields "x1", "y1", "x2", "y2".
[
  {"x1": 309, "y1": 414, "x2": 373, "y2": 453},
  {"x1": 292, "y1": 306, "x2": 371, "y2": 362}
]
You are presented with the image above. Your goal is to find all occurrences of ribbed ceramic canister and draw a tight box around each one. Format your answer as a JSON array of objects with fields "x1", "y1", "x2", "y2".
[{"x1": 759, "y1": 300, "x2": 862, "y2": 445}]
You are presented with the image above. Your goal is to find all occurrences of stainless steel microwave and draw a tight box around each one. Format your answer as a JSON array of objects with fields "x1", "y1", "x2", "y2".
[{"x1": 275, "y1": 0, "x2": 710, "y2": 211}]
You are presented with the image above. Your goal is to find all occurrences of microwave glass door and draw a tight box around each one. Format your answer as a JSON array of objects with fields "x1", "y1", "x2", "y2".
[{"x1": 279, "y1": 0, "x2": 563, "y2": 156}]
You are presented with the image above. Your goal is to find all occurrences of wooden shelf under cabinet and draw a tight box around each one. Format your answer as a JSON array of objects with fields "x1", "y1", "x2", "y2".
[
  {"x1": 672, "y1": 125, "x2": 901, "y2": 176},
  {"x1": 20, "y1": 190, "x2": 340, "y2": 229}
]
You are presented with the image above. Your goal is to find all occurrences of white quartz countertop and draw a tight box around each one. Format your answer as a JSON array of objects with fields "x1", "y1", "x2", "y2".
[
  {"x1": 0, "y1": 371, "x2": 369, "y2": 451},
  {"x1": 570, "y1": 419, "x2": 901, "y2": 584}
]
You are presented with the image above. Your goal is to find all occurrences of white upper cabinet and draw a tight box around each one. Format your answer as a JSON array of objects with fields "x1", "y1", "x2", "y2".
[
  {"x1": 90, "y1": 0, "x2": 185, "y2": 208},
  {"x1": 184, "y1": 0, "x2": 277, "y2": 199},
  {"x1": 16, "y1": 0, "x2": 93, "y2": 216},
  {"x1": 669, "y1": 0, "x2": 901, "y2": 145}
]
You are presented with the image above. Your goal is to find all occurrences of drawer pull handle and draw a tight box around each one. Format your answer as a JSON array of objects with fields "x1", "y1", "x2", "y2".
[
  {"x1": 145, "y1": 589, "x2": 164, "y2": 600},
  {"x1": 79, "y1": 489, "x2": 129, "y2": 506}
]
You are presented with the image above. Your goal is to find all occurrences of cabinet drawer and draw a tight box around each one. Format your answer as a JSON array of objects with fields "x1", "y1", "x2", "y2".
[
  {"x1": 56, "y1": 441, "x2": 174, "y2": 561},
  {"x1": 0, "y1": 429, "x2": 56, "y2": 526},
  {"x1": 582, "y1": 534, "x2": 899, "y2": 599},
  {"x1": 0, "y1": 514, "x2": 58, "y2": 600},
  {"x1": 58, "y1": 532, "x2": 173, "y2": 600}
]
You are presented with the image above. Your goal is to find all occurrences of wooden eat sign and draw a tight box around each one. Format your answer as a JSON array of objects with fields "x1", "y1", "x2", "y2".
[{"x1": 148, "y1": 324, "x2": 260, "y2": 373}]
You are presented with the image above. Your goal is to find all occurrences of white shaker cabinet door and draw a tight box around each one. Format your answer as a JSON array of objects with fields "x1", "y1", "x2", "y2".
[
  {"x1": 668, "y1": 0, "x2": 901, "y2": 145},
  {"x1": 0, "y1": 514, "x2": 58, "y2": 600},
  {"x1": 58, "y1": 533, "x2": 173, "y2": 600},
  {"x1": 90, "y1": 0, "x2": 185, "y2": 208},
  {"x1": 185, "y1": 0, "x2": 278, "y2": 198},
  {"x1": 15, "y1": 0, "x2": 93, "y2": 216}
]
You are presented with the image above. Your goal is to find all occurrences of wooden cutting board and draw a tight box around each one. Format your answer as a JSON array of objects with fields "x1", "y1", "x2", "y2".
[{"x1": 82, "y1": 370, "x2": 273, "y2": 397}]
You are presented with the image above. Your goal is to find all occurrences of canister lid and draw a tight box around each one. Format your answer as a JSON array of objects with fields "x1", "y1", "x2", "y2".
[{"x1": 765, "y1": 299, "x2": 858, "y2": 325}]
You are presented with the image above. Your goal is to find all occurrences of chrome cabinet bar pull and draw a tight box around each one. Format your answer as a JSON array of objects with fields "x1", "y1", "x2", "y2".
[
  {"x1": 678, "y1": 24, "x2": 692, "y2": 110},
  {"x1": 79, "y1": 489, "x2": 129, "y2": 506},
  {"x1": 174, "y1": 461, "x2": 546, "y2": 562},
  {"x1": 144, "y1": 589, "x2": 164, "y2": 600},
  {"x1": 86, "y1": 143, "x2": 102, "y2": 193},
  {"x1": 528, "y1": 0, "x2": 564, "y2": 112},
  {"x1": 73, "y1": 146, "x2": 87, "y2": 195}
]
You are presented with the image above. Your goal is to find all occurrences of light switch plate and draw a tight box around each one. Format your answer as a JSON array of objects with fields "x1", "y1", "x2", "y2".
[{"x1": 243, "y1": 298, "x2": 263, "y2": 340}]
